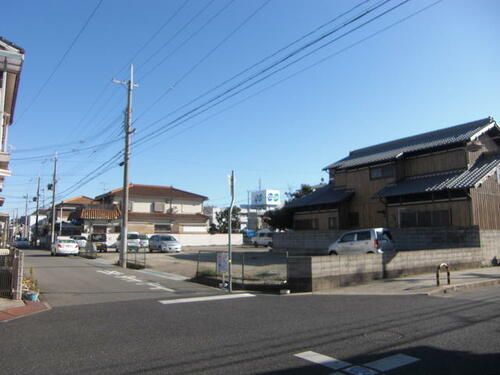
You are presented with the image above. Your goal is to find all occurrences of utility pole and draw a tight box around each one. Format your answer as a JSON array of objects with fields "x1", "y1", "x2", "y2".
[
  {"x1": 23, "y1": 194, "x2": 29, "y2": 239},
  {"x1": 113, "y1": 64, "x2": 138, "y2": 269},
  {"x1": 228, "y1": 170, "x2": 235, "y2": 293},
  {"x1": 59, "y1": 204, "x2": 63, "y2": 236},
  {"x1": 50, "y1": 153, "x2": 58, "y2": 247},
  {"x1": 34, "y1": 177, "x2": 40, "y2": 247}
]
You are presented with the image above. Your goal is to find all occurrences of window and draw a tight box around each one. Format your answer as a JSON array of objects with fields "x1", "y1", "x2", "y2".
[
  {"x1": 348, "y1": 212, "x2": 359, "y2": 228},
  {"x1": 328, "y1": 216, "x2": 338, "y2": 230},
  {"x1": 356, "y1": 231, "x2": 371, "y2": 241},
  {"x1": 155, "y1": 224, "x2": 172, "y2": 233},
  {"x1": 294, "y1": 219, "x2": 319, "y2": 230},
  {"x1": 93, "y1": 225, "x2": 107, "y2": 234},
  {"x1": 340, "y1": 233, "x2": 356, "y2": 242},
  {"x1": 370, "y1": 165, "x2": 394, "y2": 180},
  {"x1": 153, "y1": 202, "x2": 165, "y2": 212},
  {"x1": 400, "y1": 210, "x2": 451, "y2": 227}
]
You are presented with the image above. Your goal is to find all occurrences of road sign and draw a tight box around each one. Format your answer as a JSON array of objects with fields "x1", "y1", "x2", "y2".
[{"x1": 216, "y1": 252, "x2": 229, "y2": 273}]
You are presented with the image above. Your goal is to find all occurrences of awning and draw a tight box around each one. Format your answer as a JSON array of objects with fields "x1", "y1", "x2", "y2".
[{"x1": 375, "y1": 153, "x2": 500, "y2": 198}]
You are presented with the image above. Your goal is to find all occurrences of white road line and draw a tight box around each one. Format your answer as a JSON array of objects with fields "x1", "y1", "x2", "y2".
[
  {"x1": 294, "y1": 351, "x2": 351, "y2": 370},
  {"x1": 343, "y1": 365, "x2": 379, "y2": 375},
  {"x1": 158, "y1": 293, "x2": 255, "y2": 305},
  {"x1": 94, "y1": 259, "x2": 114, "y2": 265},
  {"x1": 138, "y1": 269, "x2": 189, "y2": 281},
  {"x1": 364, "y1": 353, "x2": 419, "y2": 372}
]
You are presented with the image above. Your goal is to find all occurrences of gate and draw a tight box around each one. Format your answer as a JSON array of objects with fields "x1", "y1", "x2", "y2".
[{"x1": 0, "y1": 253, "x2": 13, "y2": 298}]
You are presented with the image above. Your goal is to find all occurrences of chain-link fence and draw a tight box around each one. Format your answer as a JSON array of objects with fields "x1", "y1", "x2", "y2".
[{"x1": 195, "y1": 250, "x2": 288, "y2": 291}]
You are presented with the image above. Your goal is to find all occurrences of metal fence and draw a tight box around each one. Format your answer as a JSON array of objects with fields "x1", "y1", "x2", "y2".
[
  {"x1": 0, "y1": 248, "x2": 23, "y2": 299},
  {"x1": 126, "y1": 250, "x2": 147, "y2": 269},
  {"x1": 195, "y1": 250, "x2": 288, "y2": 290}
]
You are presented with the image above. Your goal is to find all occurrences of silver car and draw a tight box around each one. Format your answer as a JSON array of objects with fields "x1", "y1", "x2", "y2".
[
  {"x1": 149, "y1": 235, "x2": 182, "y2": 253},
  {"x1": 328, "y1": 228, "x2": 395, "y2": 255}
]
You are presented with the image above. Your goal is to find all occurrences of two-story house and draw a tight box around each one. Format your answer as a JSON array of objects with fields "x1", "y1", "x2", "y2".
[
  {"x1": 0, "y1": 37, "x2": 24, "y2": 205},
  {"x1": 288, "y1": 117, "x2": 500, "y2": 230},
  {"x1": 85, "y1": 184, "x2": 209, "y2": 234}
]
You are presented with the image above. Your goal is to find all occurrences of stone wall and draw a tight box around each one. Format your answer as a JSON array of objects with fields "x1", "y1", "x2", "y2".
[
  {"x1": 288, "y1": 247, "x2": 484, "y2": 292},
  {"x1": 480, "y1": 230, "x2": 500, "y2": 266}
]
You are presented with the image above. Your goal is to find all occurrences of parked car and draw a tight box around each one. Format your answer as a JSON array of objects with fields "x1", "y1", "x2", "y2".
[
  {"x1": 51, "y1": 238, "x2": 79, "y2": 256},
  {"x1": 328, "y1": 228, "x2": 395, "y2": 255},
  {"x1": 252, "y1": 230, "x2": 273, "y2": 248},
  {"x1": 138, "y1": 234, "x2": 149, "y2": 249},
  {"x1": 86, "y1": 233, "x2": 109, "y2": 253},
  {"x1": 149, "y1": 235, "x2": 182, "y2": 253},
  {"x1": 70, "y1": 235, "x2": 87, "y2": 250},
  {"x1": 116, "y1": 232, "x2": 141, "y2": 252},
  {"x1": 14, "y1": 237, "x2": 30, "y2": 248}
]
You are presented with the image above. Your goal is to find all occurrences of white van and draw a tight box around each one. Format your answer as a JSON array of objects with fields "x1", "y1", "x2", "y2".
[{"x1": 252, "y1": 230, "x2": 273, "y2": 248}]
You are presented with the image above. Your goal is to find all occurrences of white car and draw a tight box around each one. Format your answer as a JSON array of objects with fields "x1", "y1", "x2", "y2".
[
  {"x1": 51, "y1": 239, "x2": 79, "y2": 256},
  {"x1": 149, "y1": 235, "x2": 182, "y2": 253},
  {"x1": 70, "y1": 235, "x2": 87, "y2": 250},
  {"x1": 138, "y1": 234, "x2": 149, "y2": 249},
  {"x1": 328, "y1": 228, "x2": 395, "y2": 255},
  {"x1": 252, "y1": 231, "x2": 273, "y2": 248},
  {"x1": 116, "y1": 232, "x2": 141, "y2": 252}
]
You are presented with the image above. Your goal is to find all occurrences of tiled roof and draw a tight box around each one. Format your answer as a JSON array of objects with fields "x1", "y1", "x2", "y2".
[
  {"x1": 60, "y1": 196, "x2": 96, "y2": 205},
  {"x1": 325, "y1": 117, "x2": 497, "y2": 170},
  {"x1": 70, "y1": 205, "x2": 121, "y2": 220},
  {"x1": 286, "y1": 184, "x2": 353, "y2": 209},
  {"x1": 128, "y1": 212, "x2": 208, "y2": 221},
  {"x1": 95, "y1": 184, "x2": 208, "y2": 201},
  {"x1": 375, "y1": 153, "x2": 500, "y2": 198}
]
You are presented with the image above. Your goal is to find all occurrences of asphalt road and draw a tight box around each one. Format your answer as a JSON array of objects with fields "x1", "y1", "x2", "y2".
[{"x1": 1, "y1": 249, "x2": 499, "y2": 374}]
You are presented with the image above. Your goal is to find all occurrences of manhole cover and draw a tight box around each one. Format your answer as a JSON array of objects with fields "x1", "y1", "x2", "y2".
[{"x1": 363, "y1": 330, "x2": 403, "y2": 342}]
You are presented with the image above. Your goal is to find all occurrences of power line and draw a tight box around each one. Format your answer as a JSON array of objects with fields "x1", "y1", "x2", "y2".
[
  {"x1": 16, "y1": 0, "x2": 104, "y2": 122},
  {"x1": 132, "y1": 0, "x2": 395, "y2": 150},
  {"x1": 133, "y1": 0, "x2": 441, "y2": 157},
  {"x1": 138, "y1": 0, "x2": 234, "y2": 81}
]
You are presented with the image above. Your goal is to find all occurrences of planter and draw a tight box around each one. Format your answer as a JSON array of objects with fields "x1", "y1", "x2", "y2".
[{"x1": 23, "y1": 292, "x2": 39, "y2": 302}]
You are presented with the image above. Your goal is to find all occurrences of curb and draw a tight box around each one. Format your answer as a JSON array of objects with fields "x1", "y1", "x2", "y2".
[
  {"x1": 0, "y1": 300, "x2": 51, "y2": 323},
  {"x1": 427, "y1": 279, "x2": 500, "y2": 296}
]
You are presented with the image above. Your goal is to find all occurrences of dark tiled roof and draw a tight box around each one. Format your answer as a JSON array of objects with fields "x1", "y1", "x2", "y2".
[
  {"x1": 95, "y1": 184, "x2": 207, "y2": 201},
  {"x1": 286, "y1": 184, "x2": 353, "y2": 209},
  {"x1": 325, "y1": 117, "x2": 497, "y2": 170},
  {"x1": 375, "y1": 153, "x2": 500, "y2": 198},
  {"x1": 128, "y1": 212, "x2": 208, "y2": 221}
]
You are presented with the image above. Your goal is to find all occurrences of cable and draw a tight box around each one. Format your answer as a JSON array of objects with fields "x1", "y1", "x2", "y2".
[
  {"x1": 16, "y1": 0, "x2": 104, "y2": 122},
  {"x1": 137, "y1": 0, "x2": 216, "y2": 77},
  {"x1": 134, "y1": 0, "x2": 375, "y2": 135},
  {"x1": 133, "y1": 0, "x2": 441, "y2": 156},
  {"x1": 132, "y1": 0, "x2": 395, "y2": 149},
  {"x1": 138, "y1": 0, "x2": 235, "y2": 81},
  {"x1": 133, "y1": 0, "x2": 271, "y2": 124}
]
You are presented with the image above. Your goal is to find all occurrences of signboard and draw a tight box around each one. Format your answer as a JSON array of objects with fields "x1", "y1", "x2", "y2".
[
  {"x1": 251, "y1": 189, "x2": 281, "y2": 207},
  {"x1": 216, "y1": 252, "x2": 229, "y2": 273}
]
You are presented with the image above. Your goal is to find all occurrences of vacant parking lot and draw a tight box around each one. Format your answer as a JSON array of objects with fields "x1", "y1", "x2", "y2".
[{"x1": 96, "y1": 245, "x2": 287, "y2": 285}]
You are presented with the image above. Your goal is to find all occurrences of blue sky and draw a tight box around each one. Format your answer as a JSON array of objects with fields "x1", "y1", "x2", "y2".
[{"x1": 3, "y1": 0, "x2": 500, "y2": 215}]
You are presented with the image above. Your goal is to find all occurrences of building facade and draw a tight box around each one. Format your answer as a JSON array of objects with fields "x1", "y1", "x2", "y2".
[
  {"x1": 86, "y1": 184, "x2": 209, "y2": 234},
  {"x1": 289, "y1": 117, "x2": 500, "y2": 230}
]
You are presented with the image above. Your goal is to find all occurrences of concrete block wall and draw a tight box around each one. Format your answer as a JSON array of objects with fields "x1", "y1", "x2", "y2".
[
  {"x1": 275, "y1": 227, "x2": 482, "y2": 254},
  {"x1": 480, "y1": 230, "x2": 500, "y2": 266},
  {"x1": 288, "y1": 247, "x2": 484, "y2": 292}
]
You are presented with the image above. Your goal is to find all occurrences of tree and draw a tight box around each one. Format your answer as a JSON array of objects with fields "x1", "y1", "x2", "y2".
[
  {"x1": 262, "y1": 207, "x2": 294, "y2": 231},
  {"x1": 216, "y1": 206, "x2": 241, "y2": 233},
  {"x1": 285, "y1": 184, "x2": 314, "y2": 201}
]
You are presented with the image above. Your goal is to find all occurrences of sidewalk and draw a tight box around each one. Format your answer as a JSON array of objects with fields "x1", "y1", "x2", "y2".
[
  {"x1": 316, "y1": 266, "x2": 500, "y2": 295},
  {"x1": 0, "y1": 297, "x2": 49, "y2": 323}
]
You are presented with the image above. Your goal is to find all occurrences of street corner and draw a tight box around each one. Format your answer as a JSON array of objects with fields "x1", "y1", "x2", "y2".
[{"x1": 0, "y1": 299, "x2": 51, "y2": 323}]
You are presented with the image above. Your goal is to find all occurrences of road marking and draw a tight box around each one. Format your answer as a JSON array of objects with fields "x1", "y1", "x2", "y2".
[
  {"x1": 94, "y1": 258, "x2": 114, "y2": 265},
  {"x1": 343, "y1": 365, "x2": 379, "y2": 375},
  {"x1": 138, "y1": 268, "x2": 189, "y2": 281},
  {"x1": 96, "y1": 270, "x2": 175, "y2": 292},
  {"x1": 158, "y1": 293, "x2": 255, "y2": 305},
  {"x1": 294, "y1": 351, "x2": 351, "y2": 370},
  {"x1": 295, "y1": 351, "x2": 419, "y2": 373},
  {"x1": 364, "y1": 353, "x2": 419, "y2": 372}
]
